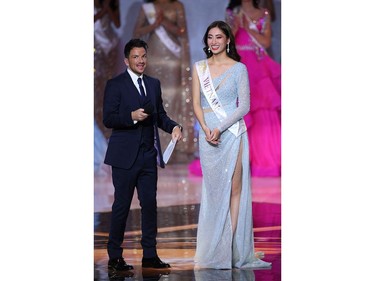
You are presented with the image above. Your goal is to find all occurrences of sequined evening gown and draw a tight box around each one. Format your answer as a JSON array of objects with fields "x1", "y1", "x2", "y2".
[
  {"x1": 194, "y1": 61, "x2": 271, "y2": 269},
  {"x1": 133, "y1": 1, "x2": 196, "y2": 162}
]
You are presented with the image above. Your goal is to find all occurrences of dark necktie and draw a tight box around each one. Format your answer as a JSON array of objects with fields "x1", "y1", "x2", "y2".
[{"x1": 137, "y1": 77, "x2": 146, "y2": 97}]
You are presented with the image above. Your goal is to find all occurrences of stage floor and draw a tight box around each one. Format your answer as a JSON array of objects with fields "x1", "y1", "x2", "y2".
[{"x1": 94, "y1": 163, "x2": 281, "y2": 281}]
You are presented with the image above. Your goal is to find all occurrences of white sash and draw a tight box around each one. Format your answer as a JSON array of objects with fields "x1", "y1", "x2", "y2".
[
  {"x1": 248, "y1": 22, "x2": 268, "y2": 55},
  {"x1": 195, "y1": 60, "x2": 242, "y2": 137},
  {"x1": 242, "y1": 9, "x2": 268, "y2": 55},
  {"x1": 142, "y1": 3, "x2": 181, "y2": 58}
]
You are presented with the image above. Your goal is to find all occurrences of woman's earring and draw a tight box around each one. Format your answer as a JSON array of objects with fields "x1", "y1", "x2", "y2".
[
  {"x1": 226, "y1": 43, "x2": 230, "y2": 53},
  {"x1": 208, "y1": 47, "x2": 211, "y2": 54}
]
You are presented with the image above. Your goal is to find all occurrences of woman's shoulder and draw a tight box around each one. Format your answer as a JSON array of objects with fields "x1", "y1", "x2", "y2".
[
  {"x1": 234, "y1": 61, "x2": 248, "y2": 72},
  {"x1": 222, "y1": 60, "x2": 245, "y2": 74}
]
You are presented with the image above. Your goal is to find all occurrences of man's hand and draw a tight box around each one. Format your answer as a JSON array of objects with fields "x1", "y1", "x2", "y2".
[
  {"x1": 132, "y1": 108, "x2": 149, "y2": 121},
  {"x1": 172, "y1": 126, "x2": 182, "y2": 142}
]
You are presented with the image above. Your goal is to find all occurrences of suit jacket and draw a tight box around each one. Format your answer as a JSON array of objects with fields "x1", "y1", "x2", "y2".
[{"x1": 103, "y1": 70, "x2": 179, "y2": 169}]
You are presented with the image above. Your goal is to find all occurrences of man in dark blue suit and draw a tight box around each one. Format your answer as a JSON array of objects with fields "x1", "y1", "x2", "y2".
[{"x1": 103, "y1": 39, "x2": 182, "y2": 273}]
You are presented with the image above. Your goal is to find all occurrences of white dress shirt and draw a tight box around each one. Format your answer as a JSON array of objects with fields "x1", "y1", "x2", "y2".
[{"x1": 127, "y1": 68, "x2": 147, "y2": 96}]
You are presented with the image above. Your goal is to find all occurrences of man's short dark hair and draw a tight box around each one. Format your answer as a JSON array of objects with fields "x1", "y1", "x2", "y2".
[{"x1": 124, "y1": 39, "x2": 148, "y2": 58}]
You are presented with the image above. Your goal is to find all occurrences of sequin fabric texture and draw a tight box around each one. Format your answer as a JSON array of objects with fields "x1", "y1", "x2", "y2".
[{"x1": 194, "y1": 61, "x2": 271, "y2": 269}]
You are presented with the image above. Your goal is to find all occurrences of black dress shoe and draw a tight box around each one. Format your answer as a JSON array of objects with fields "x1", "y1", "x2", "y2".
[
  {"x1": 142, "y1": 256, "x2": 171, "y2": 268},
  {"x1": 108, "y1": 257, "x2": 134, "y2": 272}
]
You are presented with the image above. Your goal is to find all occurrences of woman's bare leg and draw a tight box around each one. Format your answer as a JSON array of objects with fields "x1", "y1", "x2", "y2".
[{"x1": 230, "y1": 140, "x2": 243, "y2": 233}]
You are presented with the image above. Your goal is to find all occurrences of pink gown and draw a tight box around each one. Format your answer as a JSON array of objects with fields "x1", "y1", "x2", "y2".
[
  {"x1": 229, "y1": 7, "x2": 281, "y2": 177},
  {"x1": 189, "y1": 8, "x2": 281, "y2": 177}
]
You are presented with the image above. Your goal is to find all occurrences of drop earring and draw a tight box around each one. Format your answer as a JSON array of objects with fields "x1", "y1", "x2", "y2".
[
  {"x1": 226, "y1": 43, "x2": 230, "y2": 53},
  {"x1": 208, "y1": 47, "x2": 211, "y2": 54}
]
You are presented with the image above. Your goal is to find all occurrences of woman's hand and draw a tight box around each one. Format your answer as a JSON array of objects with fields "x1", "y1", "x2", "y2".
[
  {"x1": 153, "y1": 10, "x2": 163, "y2": 28},
  {"x1": 203, "y1": 126, "x2": 220, "y2": 145}
]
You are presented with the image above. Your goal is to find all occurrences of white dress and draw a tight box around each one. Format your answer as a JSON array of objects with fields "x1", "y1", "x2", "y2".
[{"x1": 194, "y1": 60, "x2": 271, "y2": 269}]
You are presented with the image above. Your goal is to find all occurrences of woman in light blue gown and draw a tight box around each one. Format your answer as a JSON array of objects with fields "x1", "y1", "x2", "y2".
[{"x1": 192, "y1": 20, "x2": 271, "y2": 269}]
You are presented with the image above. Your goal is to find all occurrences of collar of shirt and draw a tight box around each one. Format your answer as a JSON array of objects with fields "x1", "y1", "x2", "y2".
[{"x1": 127, "y1": 68, "x2": 146, "y2": 95}]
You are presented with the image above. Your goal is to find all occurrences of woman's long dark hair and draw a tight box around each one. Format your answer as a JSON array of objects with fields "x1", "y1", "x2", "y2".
[{"x1": 202, "y1": 21, "x2": 241, "y2": 62}]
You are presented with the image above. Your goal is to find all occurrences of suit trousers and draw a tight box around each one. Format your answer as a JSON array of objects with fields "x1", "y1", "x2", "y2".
[{"x1": 107, "y1": 145, "x2": 158, "y2": 259}]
